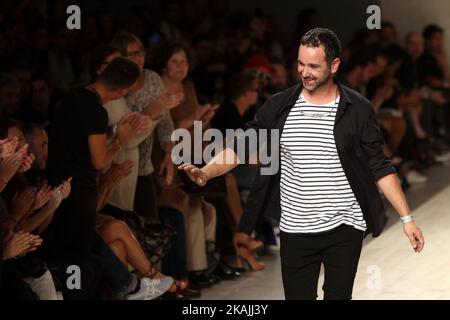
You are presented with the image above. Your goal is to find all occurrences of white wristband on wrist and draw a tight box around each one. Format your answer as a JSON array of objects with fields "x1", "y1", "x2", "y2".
[{"x1": 400, "y1": 215, "x2": 415, "y2": 223}]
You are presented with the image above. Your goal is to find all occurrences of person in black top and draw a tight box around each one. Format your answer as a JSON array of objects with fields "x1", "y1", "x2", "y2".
[
  {"x1": 213, "y1": 71, "x2": 278, "y2": 254},
  {"x1": 397, "y1": 32, "x2": 448, "y2": 98},
  {"x1": 47, "y1": 57, "x2": 141, "y2": 256},
  {"x1": 396, "y1": 32, "x2": 449, "y2": 139},
  {"x1": 212, "y1": 72, "x2": 259, "y2": 133},
  {"x1": 421, "y1": 25, "x2": 450, "y2": 137},
  {"x1": 212, "y1": 72, "x2": 260, "y2": 189},
  {"x1": 16, "y1": 74, "x2": 54, "y2": 126},
  {"x1": 422, "y1": 24, "x2": 450, "y2": 89}
]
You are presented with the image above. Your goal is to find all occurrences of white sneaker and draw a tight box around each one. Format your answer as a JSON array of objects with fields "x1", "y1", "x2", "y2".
[
  {"x1": 126, "y1": 277, "x2": 174, "y2": 300},
  {"x1": 406, "y1": 170, "x2": 428, "y2": 184}
]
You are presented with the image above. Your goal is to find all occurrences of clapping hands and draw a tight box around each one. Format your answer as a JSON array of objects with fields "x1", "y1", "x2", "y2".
[
  {"x1": 100, "y1": 160, "x2": 134, "y2": 189},
  {"x1": 0, "y1": 144, "x2": 35, "y2": 186},
  {"x1": 2, "y1": 230, "x2": 43, "y2": 260}
]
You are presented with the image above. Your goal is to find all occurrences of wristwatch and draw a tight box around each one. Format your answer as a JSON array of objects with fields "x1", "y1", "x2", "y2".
[{"x1": 111, "y1": 123, "x2": 118, "y2": 137}]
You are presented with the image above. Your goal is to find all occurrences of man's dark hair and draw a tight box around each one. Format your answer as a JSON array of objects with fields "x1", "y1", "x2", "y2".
[
  {"x1": 343, "y1": 45, "x2": 387, "y2": 74},
  {"x1": 423, "y1": 24, "x2": 443, "y2": 40},
  {"x1": 300, "y1": 27, "x2": 342, "y2": 65},
  {"x1": 345, "y1": 49, "x2": 374, "y2": 73},
  {"x1": 228, "y1": 72, "x2": 257, "y2": 101},
  {"x1": 89, "y1": 44, "x2": 120, "y2": 82},
  {"x1": 96, "y1": 57, "x2": 140, "y2": 91}
]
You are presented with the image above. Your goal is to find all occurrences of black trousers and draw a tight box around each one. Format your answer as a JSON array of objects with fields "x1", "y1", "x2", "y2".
[
  {"x1": 280, "y1": 224, "x2": 364, "y2": 300},
  {"x1": 0, "y1": 262, "x2": 36, "y2": 300},
  {"x1": 50, "y1": 180, "x2": 98, "y2": 255}
]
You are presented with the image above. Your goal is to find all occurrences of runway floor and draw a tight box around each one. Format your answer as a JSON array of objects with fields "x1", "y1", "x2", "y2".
[{"x1": 199, "y1": 164, "x2": 450, "y2": 300}]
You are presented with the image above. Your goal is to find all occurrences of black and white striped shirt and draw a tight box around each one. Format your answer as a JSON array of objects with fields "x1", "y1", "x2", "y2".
[{"x1": 279, "y1": 92, "x2": 367, "y2": 233}]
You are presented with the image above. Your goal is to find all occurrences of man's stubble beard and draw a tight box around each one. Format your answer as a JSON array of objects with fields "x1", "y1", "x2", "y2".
[{"x1": 301, "y1": 73, "x2": 331, "y2": 93}]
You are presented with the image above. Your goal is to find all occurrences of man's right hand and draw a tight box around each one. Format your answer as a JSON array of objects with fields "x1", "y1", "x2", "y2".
[{"x1": 178, "y1": 163, "x2": 208, "y2": 186}]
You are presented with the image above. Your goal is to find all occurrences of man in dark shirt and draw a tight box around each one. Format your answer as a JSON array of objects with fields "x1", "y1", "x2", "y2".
[
  {"x1": 212, "y1": 72, "x2": 259, "y2": 133},
  {"x1": 397, "y1": 31, "x2": 444, "y2": 92},
  {"x1": 17, "y1": 75, "x2": 53, "y2": 125},
  {"x1": 23, "y1": 119, "x2": 151, "y2": 300},
  {"x1": 212, "y1": 72, "x2": 259, "y2": 189},
  {"x1": 397, "y1": 31, "x2": 448, "y2": 137},
  {"x1": 47, "y1": 57, "x2": 141, "y2": 256}
]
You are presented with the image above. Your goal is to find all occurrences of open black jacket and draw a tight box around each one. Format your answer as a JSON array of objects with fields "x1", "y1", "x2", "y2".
[{"x1": 238, "y1": 79, "x2": 396, "y2": 238}]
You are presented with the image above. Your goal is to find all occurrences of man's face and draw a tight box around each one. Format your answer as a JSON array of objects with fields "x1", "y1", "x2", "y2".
[
  {"x1": 297, "y1": 45, "x2": 339, "y2": 92},
  {"x1": 429, "y1": 32, "x2": 444, "y2": 51},
  {"x1": 31, "y1": 79, "x2": 51, "y2": 112},
  {"x1": 28, "y1": 128, "x2": 48, "y2": 170},
  {"x1": 381, "y1": 26, "x2": 397, "y2": 44},
  {"x1": 363, "y1": 56, "x2": 387, "y2": 84},
  {"x1": 406, "y1": 33, "x2": 424, "y2": 60},
  {"x1": 0, "y1": 84, "x2": 20, "y2": 116}
]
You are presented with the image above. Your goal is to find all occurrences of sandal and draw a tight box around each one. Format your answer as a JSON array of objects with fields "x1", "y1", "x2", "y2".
[{"x1": 162, "y1": 280, "x2": 189, "y2": 300}]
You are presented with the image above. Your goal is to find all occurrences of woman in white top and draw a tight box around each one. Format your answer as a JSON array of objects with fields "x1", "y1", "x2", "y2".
[{"x1": 110, "y1": 32, "x2": 183, "y2": 221}]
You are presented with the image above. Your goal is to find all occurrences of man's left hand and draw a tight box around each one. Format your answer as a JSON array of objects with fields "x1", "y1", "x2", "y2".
[{"x1": 403, "y1": 221, "x2": 425, "y2": 253}]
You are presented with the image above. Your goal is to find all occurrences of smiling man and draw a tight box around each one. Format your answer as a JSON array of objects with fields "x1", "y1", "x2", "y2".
[{"x1": 179, "y1": 28, "x2": 425, "y2": 300}]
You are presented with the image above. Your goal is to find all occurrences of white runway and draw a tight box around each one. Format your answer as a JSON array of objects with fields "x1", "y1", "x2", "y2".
[{"x1": 200, "y1": 164, "x2": 450, "y2": 300}]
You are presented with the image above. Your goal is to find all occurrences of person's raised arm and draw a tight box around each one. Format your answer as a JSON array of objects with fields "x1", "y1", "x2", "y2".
[
  {"x1": 88, "y1": 133, "x2": 121, "y2": 170},
  {"x1": 88, "y1": 116, "x2": 139, "y2": 170},
  {"x1": 143, "y1": 92, "x2": 184, "y2": 120},
  {"x1": 178, "y1": 147, "x2": 240, "y2": 186}
]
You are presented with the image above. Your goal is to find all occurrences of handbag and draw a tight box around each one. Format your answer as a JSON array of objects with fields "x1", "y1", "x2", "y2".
[{"x1": 123, "y1": 211, "x2": 175, "y2": 264}]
